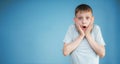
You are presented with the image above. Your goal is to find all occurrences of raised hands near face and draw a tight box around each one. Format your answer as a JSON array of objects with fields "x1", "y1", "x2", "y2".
[
  {"x1": 85, "y1": 20, "x2": 94, "y2": 36},
  {"x1": 75, "y1": 23, "x2": 85, "y2": 36},
  {"x1": 75, "y1": 21, "x2": 93, "y2": 37}
]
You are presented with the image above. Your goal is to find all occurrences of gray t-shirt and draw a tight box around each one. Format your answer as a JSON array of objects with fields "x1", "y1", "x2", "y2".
[{"x1": 63, "y1": 24, "x2": 105, "y2": 64}]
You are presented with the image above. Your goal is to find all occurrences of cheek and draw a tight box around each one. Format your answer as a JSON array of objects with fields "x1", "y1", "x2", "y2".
[
  {"x1": 88, "y1": 21, "x2": 91, "y2": 24},
  {"x1": 88, "y1": 20, "x2": 91, "y2": 23},
  {"x1": 86, "y1": 21, "x2": 91, "y2": 26},
  {"x1": 78, "y1": 21, "x2": 83, "y2": 25},
  {"x1": 75, "y1": 20, "x2": 81, "y2": 24}
]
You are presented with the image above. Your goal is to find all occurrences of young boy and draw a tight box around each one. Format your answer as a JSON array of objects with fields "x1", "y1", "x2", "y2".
[{"x1": 63, "y1": 4, "x2": 106, "y2": 64}]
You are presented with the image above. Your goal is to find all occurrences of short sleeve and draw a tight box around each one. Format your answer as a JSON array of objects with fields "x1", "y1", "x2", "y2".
[
  {"x1": 95, "y1": 25, "x2": 106, "y2": 46},
  {"x1": 63, "y1": 25, "x2": 73, "y2": 44}
]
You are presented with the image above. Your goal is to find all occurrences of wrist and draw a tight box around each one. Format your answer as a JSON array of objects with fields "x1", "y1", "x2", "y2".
[
  {"x1": 79, "y1": 34, "x2": 84, "y2": 39},
  {"x1": 86, "y1": 33, "x2": 91, "y2": 38}
]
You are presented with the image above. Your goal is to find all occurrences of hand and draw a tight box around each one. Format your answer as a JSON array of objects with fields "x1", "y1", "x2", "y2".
[
  {"x1": 75, "y1": 23, "x2": 85, "y2": 37},
  {"x1": 85, "y1": 22, "x2": 93, "y2": 36}
]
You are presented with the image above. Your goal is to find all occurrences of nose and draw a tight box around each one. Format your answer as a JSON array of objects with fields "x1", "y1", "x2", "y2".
[{"x1": 82, "y1": 18, "x2": 86, "y2": 24}]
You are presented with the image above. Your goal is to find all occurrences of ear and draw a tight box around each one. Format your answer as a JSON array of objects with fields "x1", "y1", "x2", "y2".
[
  {"x1": 91, "y1": 16, "x2": 94, "y2": 24},
  {"x1": 74, "y1": 17, "x2": 77, "y2": 23}
]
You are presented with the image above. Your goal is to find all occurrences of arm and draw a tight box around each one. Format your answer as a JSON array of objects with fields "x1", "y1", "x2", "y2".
[
  {"x1": 63, "y1": 23, "x2": 84, "y2": 56},
  {"x1": 85, "y1": 24, "x2": 105, "y2": 58},
  {"x1": 63, "y1": 35, "x2": 84, "y2": 56},
  {"x1": 86, "y1": 34, "x2": 105, "y2": 58}
]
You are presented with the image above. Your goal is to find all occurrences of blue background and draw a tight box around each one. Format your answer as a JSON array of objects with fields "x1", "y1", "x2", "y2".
[{"x1": 0, "y1": 0, "x2": 120, "y2": 64}]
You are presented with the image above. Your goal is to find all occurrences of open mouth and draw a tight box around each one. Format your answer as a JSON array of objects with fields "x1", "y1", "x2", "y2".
[{"x1": 82, "y1": 26, "x2": 86, "y2": 28}]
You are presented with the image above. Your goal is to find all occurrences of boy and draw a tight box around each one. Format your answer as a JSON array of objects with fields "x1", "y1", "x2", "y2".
[{"x1": 63, "y1": 4, "x2": 106, "y2": 64}]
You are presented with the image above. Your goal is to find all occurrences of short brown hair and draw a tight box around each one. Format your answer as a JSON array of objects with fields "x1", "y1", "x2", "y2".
[{"x1": 75, "y1": 4, "x2": 93, "y2": 16}]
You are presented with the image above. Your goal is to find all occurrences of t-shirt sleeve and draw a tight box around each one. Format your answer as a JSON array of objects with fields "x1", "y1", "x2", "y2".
[
  {"x1": 63, "y1": 25, "x2": 73, "y2": 44},
  {"x1": 95, "y1": 25, "x2": 106, "y2": 46}
]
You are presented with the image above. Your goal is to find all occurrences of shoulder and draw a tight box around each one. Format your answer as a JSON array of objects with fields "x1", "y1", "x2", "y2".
[
  {"x1": 68, "y1": 24, "x2": 76, "y2": 31},
  {"x1": 93, "y1": 24, "x2": 101, "y2": 30},
  {"x1": 69, "y1": 24, "x2": 75, "y2": 28}
]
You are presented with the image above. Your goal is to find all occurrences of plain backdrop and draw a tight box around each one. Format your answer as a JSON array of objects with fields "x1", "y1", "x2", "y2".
[{"x1": 0, "y1": 0, "x2": 120, "y2": 64}]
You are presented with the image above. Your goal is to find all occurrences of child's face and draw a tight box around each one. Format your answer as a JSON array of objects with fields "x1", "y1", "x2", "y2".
[{"x1": 74, "y1": 11, "x2": 94, "y2": 29}]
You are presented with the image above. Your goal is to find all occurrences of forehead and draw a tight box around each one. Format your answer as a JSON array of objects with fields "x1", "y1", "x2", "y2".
[{"x1": 76, "y1": 11, "x2": 92, "y2": 17}]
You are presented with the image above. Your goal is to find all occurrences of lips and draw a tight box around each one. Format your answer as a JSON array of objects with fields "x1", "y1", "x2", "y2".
[{"x1": 82, "y1": 26, "x2": 86, "y2": 28}]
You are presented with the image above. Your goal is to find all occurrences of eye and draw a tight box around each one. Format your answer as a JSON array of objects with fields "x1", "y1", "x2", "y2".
[
  {"x1": 78, "y1": 17, "x2": 82, "y2": 20},
  {"x1": 86, "y1": 17, "x2": 90, "y2": 20}
]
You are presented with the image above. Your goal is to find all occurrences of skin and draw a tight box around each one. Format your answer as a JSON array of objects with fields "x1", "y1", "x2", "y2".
[{"x1": 63, "y1": 11, "x2": 105, "y2": 58}]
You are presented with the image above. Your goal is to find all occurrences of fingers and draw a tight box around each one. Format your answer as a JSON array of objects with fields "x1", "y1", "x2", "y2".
[
  {"x1": 85, "y1": 22, "x2": 93, "y2": 35},
  {"x1": 90, "y1": 21, "x2": 94, "y2": 27},
  {"x1": 75, "y1": 23, "x2": 80, "y2": 30},
  {"x1": 75, "y1": 23, "x2": 80, "y2": 32},
  {"x1": 75, "y1": 23, "x2": 79, "y2": 32},
  {"x1": 75, "y1": 23, "x2": 84, "y2": 34},
  {"x1": 88, "y1": 21, "x2": 93, "y2": 29}
]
